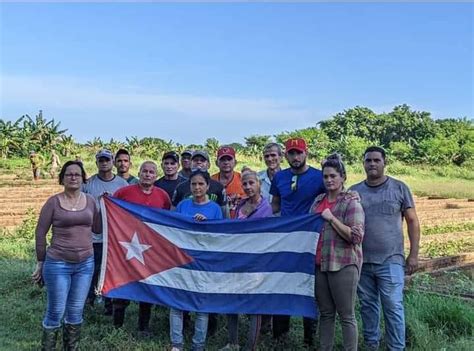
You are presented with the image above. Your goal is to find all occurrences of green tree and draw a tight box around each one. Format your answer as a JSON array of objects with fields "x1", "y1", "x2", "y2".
[
  {"x1": 205, "y1": 138, "x2": 220, "y2": 155},
  {"x1": 276, "y1": 127, "x2": 331, "y2": 161}
]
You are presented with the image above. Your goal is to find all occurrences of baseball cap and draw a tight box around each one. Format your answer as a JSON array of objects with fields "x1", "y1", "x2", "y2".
[
  {"x1": 285, "y1": 138, "x2": 307, "y2": 153},
  {"x1": 217, "y1": 146, "x2": 236, "y2": 161},
  {"x1": 162, "y1": 151, "x2": 179, "y2": 162},
  {"x1": 181, "y1": 149, "x2": 193, "y2": 157},
  {"x1": 191, "y1": 150, "x2": 210, "y2": 162},
  {"x1": 95, "y1": 149, "x2": 114, "y2": 160}
]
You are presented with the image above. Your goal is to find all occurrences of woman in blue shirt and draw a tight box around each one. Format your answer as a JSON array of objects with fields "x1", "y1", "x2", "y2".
[{"x1": 171, "y1": 169, "x2": 223, "y2": 351}]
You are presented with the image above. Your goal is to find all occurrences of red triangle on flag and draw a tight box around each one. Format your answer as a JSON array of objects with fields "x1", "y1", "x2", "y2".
[{"x1": 101, "y1": 197, "x2": 193, "y2": 294}]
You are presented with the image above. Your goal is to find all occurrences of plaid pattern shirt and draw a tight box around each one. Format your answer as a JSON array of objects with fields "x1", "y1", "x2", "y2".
[{"x1": 310, "y1": 190, "x2": 365, "y2": 272}]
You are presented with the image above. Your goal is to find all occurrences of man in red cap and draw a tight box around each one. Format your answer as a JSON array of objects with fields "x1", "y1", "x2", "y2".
[
  {"x1": 270, "y1": 137, "x2": 325, "y2": 347},
  {"x1": 212, "y1": 146, "x2": 245, "y2": 219}
]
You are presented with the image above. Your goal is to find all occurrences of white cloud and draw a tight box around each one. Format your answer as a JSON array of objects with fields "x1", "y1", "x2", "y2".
[{"x1": 1, "y1": 74, "x2": 313, "y2": 123}]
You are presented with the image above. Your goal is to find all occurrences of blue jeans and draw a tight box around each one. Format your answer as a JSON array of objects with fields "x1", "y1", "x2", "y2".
[
  {"x1": 357, "y1": 262, "x2": 405, "y2": 351},
  {"x1": 42, "y1": 255, "x2": 94, "y2": 328},
  {"x1": 170, "y1": 308, "x2": 208, "y2": 351}
]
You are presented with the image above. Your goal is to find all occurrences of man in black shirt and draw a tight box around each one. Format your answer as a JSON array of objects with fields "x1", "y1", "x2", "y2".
[
  {"x1": 172, "y1": 150, "x2": 227, "y2": 217},
  {"x1": 154, "y1": 151, "x2": 186, "y2": 199}
]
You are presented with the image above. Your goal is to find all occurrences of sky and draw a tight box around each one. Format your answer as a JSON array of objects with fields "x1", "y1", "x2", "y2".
[{"x1": 1, "y1": 2, "x2": 473, "y2": 145}]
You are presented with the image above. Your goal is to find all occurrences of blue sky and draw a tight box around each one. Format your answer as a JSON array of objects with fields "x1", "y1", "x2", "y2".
[{"x1": 1, "y1": 2, "x2": 472, "y2": 145}]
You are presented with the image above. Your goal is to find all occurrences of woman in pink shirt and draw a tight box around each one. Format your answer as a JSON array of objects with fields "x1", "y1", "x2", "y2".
[{"x1": 32, "y1": 161, "x2": 101, "y2": 350}]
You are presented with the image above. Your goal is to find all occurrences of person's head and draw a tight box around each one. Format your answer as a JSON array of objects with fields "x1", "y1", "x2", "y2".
[
  {"x1": 263, "y1": 142, "x2": 283, "y2": 171},
  {"x1": 95, "y1": 149, "x2": 114, "y2": 173},
  {"x1": 189, "y1": 169, "x2": 210, "y2": 199},
  {"x1": 138, "y1": 161, "x2": 158, "y2": 187},
  {"x1": 191, "y1": 150, "x2": 210, "y2": 171},
  {"x1": 322, "y1": 153, "x2": 346, "y2": 193},
  {"x1": 363, "y1": 146, "x2": 386, "y2": 180},
  {"x1": 285, "y1": 138, "x2": 308, "y2": 171},
  {"x1": 216, "y1": 146, "x2": 236, "y2": 174},
  {"x1": 241, "y1": 169, "x2": 261, "y2": 199},
  {"x1": 162, "y1": 151, "x2": 180, "y2": 177},
  {"x1": 29, "y1": 151, "x2": 36, "y2": 158},
  {"x1": 59, "y1": 161, "x2": 87, "y2": 189},
  {"x1": 114, "y1": 149, "x2": 132, "y2": 175},
  {"x1": 181, "y1": 150, "x2": 193, "y2": 171}
]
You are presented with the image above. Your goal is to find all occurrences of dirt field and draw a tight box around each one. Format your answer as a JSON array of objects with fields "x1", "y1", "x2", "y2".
[{"x1": 1, "y1": 177, "x2": 473, "y2": 259}]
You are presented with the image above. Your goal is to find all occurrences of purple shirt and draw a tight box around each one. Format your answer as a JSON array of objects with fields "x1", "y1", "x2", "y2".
[{"x1": 235, "y1": 197, "x2": 273, "y2": 219}]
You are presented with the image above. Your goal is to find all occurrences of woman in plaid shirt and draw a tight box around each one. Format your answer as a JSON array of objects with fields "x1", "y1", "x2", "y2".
[{"x1": 310, "y1": 154, "x2": 365, "y2": 351}]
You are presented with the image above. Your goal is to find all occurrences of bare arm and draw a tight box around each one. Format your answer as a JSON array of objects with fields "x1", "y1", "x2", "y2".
[
  {"x1": 404, "y1": 207, "x2": 420, "y2": 274},
  {"x1": 32, "y1": 197, "x2": 54, "y2": 283},
  {"x1": 271, "y1": 195, "x2": 281, "y2": 215}
]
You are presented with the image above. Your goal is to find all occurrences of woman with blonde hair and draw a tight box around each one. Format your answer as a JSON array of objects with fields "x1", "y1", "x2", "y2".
[{"x1": 220, "y1": 169, "x2": 272, "y2": 351}]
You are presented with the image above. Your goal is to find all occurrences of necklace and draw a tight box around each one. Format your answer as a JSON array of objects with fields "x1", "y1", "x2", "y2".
[{"x1": 65, "y1": 193, "x2": 82, "y2": 211}]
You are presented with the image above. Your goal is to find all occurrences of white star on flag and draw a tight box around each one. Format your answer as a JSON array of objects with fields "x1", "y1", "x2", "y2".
[{"x1": 119, "y1": 232, "x2": 152, "y2": 265}]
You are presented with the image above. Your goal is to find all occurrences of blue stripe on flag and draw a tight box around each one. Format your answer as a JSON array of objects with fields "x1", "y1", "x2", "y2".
[
  {"x1": 105, "y1": 281, "x2": 317, "y2": 318},
  {"x1": 182, "y1": 250, "x2": 316, "y2": 274},
  {"x1": 107, "y1": 196, "x2": 322, "y2": 234}
]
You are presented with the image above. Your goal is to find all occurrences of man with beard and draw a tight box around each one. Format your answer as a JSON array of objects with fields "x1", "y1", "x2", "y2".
[
  {"x1": 115, "y1": 149, "x2": 138, "y2": 184},
  {"x1": 270, "y1": 138, "x2": 325, "y2": 347},
  {"x1": 82, "y1": 149, "x2": 128, "y2": 314},
  {"x1": 112, "y1": 161, "x2": 171, "y2": 335},
  {"x1": 350, "y1": 146, "x2": 420, "y2": 351}
]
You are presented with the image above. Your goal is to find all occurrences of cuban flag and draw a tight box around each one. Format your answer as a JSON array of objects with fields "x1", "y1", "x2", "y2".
[{"x1": 98, "y1": 196, "x2": 322, "y2": 318}]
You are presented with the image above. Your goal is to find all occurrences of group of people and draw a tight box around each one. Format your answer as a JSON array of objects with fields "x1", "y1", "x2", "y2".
[
  {"x1": 33, "y1": 137, "x2": 420, "y2": 351},
  {"x1": 29, "y1": 150, "x2": 62, "y2": 181}
]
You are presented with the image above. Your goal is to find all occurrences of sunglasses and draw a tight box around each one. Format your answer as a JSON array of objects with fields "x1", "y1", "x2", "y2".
[{"x1": 291, "y1": 175, "x2": 298, "y2": 192}]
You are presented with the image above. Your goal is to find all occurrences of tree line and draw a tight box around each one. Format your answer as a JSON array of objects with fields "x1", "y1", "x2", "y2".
[{"x1": 1, "y1": 105, "x2": 472, "y2": 166}]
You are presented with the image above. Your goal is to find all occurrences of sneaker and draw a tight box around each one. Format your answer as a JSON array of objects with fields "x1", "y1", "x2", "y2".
[
  {"x1": 171, "y1": 348, "x2": 181, "y2": 351},
  {"x1": 219, "y1": 344, "x2": 240, "y2": 351}
]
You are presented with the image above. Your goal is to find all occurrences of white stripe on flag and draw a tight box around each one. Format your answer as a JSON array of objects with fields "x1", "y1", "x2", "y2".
[
  {"x1": 146, "y1": 222, "x2": 318, "y2": 254},
  {"x1": 140, "y1": 268, "x2": 315, "y2": 297}
]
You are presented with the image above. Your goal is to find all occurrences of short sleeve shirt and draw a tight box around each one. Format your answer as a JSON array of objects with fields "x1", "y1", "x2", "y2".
[
  {"x1": 211, "y1": 172, "x2": 245, "y2": 219},
  {"x1": 270, "y1": 166, "x2": 325, "y2": 216},
  {"x1": 114, "y1": 184, "x2": 171, "y2": 210},
  {"x1": 82, "y1": 174, "x2": 128, "y2": 242},
  {"x1": 349, "y1": 176, "x2": 415, "y2": 265},
  {"x1": 257, "y1": 169, "x2": 273, "y2": 203},
  {"x1": 176, "y1": 199, "x2": 224, "y2": 220},
  {"x1": 154, "y1": 176, "x2": 186, "y2": 200}
]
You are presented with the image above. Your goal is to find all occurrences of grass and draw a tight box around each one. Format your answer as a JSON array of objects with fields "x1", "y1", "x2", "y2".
[
  {"x1": 423, "y1": 222, "x2": 474, "y2": 236},
  {"x1": 422, "y1": 238, "x2": 474, "y2": 258},
  {"x1": 1, "y1": 157, "x2": 474, "y2": 199},
  {"x1": 1, "y1": 218, "x2": 473, "y2": 350}
]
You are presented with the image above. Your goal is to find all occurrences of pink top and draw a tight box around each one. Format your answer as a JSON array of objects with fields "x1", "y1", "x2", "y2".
[{"x1": 35, "y1": 194, "x2": 101, "y2": 263}]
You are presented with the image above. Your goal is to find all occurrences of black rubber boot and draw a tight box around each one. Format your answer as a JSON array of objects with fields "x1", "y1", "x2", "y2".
[
  {"x1": 63, "y1": 323, "x2": 81, "y2": 351},
  {"x1": 138, "y1": 302, "x2": 152, "y2": 334},
  {"x1": 303, "y1": 317, "x2": 317, "y2": 348},
  {"x1": 41, "y1": 327, "x2": 60, "y2": 351},
  {"x1": 113, "y1": 307, "x2": 126, "y2": 328}
]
